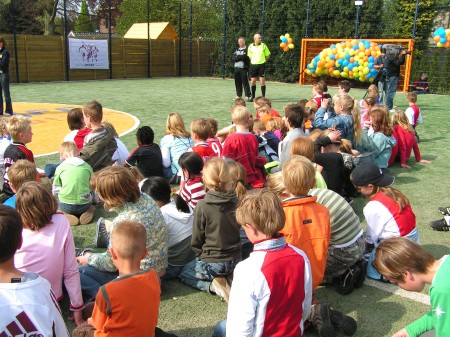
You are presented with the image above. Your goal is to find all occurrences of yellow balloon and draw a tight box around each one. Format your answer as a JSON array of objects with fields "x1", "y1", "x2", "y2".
[
  {"x1": 285, "y1": 33, "x2": 290, "y2": 39},
  {"x1": 359, "y1": 51, "x2": 365, "y2": 58},
  {"x1": 354, "y1": 55, "x2": 360, "y2": 61},
  {"x1": 369, "y1": 78, "x2": 375, "y2": 83},
  {"x1": 358, "y1": 60, "x2": 364, "y2": 66},
  {"x1": 376, "y1": 50, "x2": 381, "y2": 56},
  {"x1": 364, "y1": 61, "x2": 368, "y2": 67},
  {"x1": 323, "y1": 68, "x2": 329, "y2": 74},
  {"x1": 288, "y1": 43, "x2": 294, "y2": 49},
  {"x1": 343, "y1": 66, "x2": 349, "y2": 72},
  {"x1": 437, "y1": 42, "x2": 443, "y2": 47},
  {"x1": 340, "y1": 72, "x2": 348, "y2": 78},
  {"x1": 358, "y1": 65, "x2": 364, "y2": 71},
  {"x1": 363, "y1": 67, "x2": 370, "y2": 75},
  {"x1": 349, "y1": 49, "x2": 355, "y2": 56}
]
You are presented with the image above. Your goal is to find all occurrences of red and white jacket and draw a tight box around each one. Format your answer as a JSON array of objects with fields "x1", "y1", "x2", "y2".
[{"x1": 226, "y1": 236, "x2": 312, "y2": 337}]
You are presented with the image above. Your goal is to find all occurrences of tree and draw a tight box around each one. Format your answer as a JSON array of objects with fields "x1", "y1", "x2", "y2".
[{"x1": 75, "y1": 1, "x2": 94, "y2": 32}]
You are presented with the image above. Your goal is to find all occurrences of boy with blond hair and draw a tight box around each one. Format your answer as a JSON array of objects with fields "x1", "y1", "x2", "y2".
[
  {"x1": 3, "y1": 116, "x2": 35, "y2": 197},
  {"x1": 212, "y1": 189, "x2": 312, "y2": 337},
  {"x1": 0, "y1": 205, "x2": 69, "y2": 336},
  {"x1": 3, "y1": 159, "x2": 39, "y2": 209},
  {"x1": 80, "y1": 100, "x2": 117, "y2": 171},
  {"x1": 281, "y1": 155, "x2": 331, "y2": 290},
  {"x1": 190, "y1": 118, "x2": 217, "y2": 163},
  {"x1": 373, "y1": 237, "x2": 450, "y2": 337},
  {"x1": 73, "y1": 221, "x2": 161, "y2": 337},
  {"x1": 223, "y1": 106, "x2": 266, "y2": 188},
  {"x1": 53, "y1": 141, "x2": 94, "y2": 226}
]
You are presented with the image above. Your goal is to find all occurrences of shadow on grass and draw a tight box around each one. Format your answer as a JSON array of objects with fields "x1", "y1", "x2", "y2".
[
  {"x1": 422, "y1": 244, "x2": 449, "y2": 259},
  {"x1": 416, "y1": 136, "x2": 445, "y2": 143}
]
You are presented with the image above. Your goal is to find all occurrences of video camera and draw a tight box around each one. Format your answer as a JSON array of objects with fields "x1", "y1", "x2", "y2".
[{"x1": 382, "y1": 44, "x2": 412, "y2": 61}]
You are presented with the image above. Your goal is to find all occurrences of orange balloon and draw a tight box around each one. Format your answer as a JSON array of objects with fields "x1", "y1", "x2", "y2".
[
  {"x1": 349, "y1": 71, "x2": 353, "y2": 77},
  {"x1": 365, "y1": 49, "x2": 371, "y2": 56},
  {"x1": 280, "y1": 42, "x2": 287, "y2": 48},
  {"x1": 445, "y1": 41, "x2": 450, "y2": 48},
  {"x1": 288, "y1": 38, "x2": 293, "y2": 44},
  {"x1": 350, "y1": 57, "x2": 354, "y2": 63},
  {"x1": 363, "y1": 56, "x2": 369, "y2": 62},
  {"x1": 283, "y1": 46, "x2": 289, "y2": 52},
  {"x1": 329, "y1": 60, "x2": 335, "y2": 67},
  {"x1": 434, "y1": 35, "x2": 441, "y2": 42},
  {"x1": 325, "y1": 62, "x2": 331, "y2": 68},
  {"x1": 312, "y1": 73, "x2": 318, "y2": 77},
  {"x1": 329, "y1": 67, "x2": 334, "y2": 72},
  {"x1": 371, "y1": 51, "x2": 377, "y2": 57}
]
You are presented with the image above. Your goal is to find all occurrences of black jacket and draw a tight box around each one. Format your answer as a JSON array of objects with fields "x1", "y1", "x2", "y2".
[
  {"x1": 385, "y1": 53, "x2": 406, "y2": 78},
  {"x1": 0, "y1": 47, "x2": 10, "y2": 73},
  {"x1": 232, "y1": 47, "x2": 250, "y2": 69}
]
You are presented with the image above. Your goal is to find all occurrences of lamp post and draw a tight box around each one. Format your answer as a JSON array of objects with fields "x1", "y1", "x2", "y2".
[{"x1": 355, "y1": 0, "x2": 363, "y2": 38}]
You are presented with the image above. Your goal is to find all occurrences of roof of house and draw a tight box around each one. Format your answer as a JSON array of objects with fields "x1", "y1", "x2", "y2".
[{"x1": 124, "y1": 22, "x2": 179, "y2": 40}]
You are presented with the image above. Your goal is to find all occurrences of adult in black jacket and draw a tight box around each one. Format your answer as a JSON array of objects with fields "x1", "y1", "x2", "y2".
[
  {"x1": 232, "y1": 37, "x2": 251, "y2": 101},
  {"x1": 0, "y1": 37, "x2": 12, "y2": 115},
  {"x1": 385, "y1": 49, "x2": 407, "y2": 111}
]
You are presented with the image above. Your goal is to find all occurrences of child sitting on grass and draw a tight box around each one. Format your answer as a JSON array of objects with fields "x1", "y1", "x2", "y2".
[
  {"x1": 0, "y1": 205, "x2": 69, "y2": 335},
  {"x1": 53, "y1": 141, "x2": 94, "y2": 226},
  {"x1": 190, "y1": 118, "x2": 217, "y2": 163},
  {"x1": 178, "y1": 152, "x2": 205, "y2": 210},
  {"x1": 73, "y1": 221, "x2": 161, "y2": 337},
  {"x1": 14, "y1": 181, "x2": 84, "y2": 325},
  {"x1": 389, "y1": 109, "x2": 431, "y2": 169},
  {"x1": 373, "y1": 237, "x2": 450, "y2": 337},
  {"x1": 3, "y1": 159, "x2": 39, "y2": 209},
  {"x1": 77, "y1": 166, "x2": 167, "y2": 303},
  {"x1": 179, "y1": 157, "x2": 241, "y2": 302},
  {"x1": 212, "y1": 189, "x2": 313, "y2": 337},
  {"x1": 3, "y1": 115, "x2": 35, "y2": 197},
  {"x1": 223, "y1": 106, "x2": 266, "y2": 188},
  {"x1": 125, "y1": 126, "x2": 163, "y2": 178},
  {"x1": 351, "y1": 160, "x2": 418, "y2": 280}
]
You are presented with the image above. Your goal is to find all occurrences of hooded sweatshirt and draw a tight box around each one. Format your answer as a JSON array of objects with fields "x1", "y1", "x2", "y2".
[
  {"x1": 191, "y1": 190, "x2": 241, "y2": 262},
  {"x1": 367, "y1": 131, "x2": 397, "y2": 169},
  {"x1": 53, "y1": 157, "x2": 93, "y2": 205}
]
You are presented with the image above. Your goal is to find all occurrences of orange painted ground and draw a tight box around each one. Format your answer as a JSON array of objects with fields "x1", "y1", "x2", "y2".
[{"x1": 10, "y1": 103, "x2": 139, "y2": 156}]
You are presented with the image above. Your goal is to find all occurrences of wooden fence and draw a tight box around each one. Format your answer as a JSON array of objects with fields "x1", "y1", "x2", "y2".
[{"x1": 2, "y1": 34, "x2": 219, "y2": 83}]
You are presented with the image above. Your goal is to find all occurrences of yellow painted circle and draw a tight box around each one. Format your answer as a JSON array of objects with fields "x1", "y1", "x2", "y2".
[{"x1": 10, "y1": 102, "x2": 139, "y2": 156}]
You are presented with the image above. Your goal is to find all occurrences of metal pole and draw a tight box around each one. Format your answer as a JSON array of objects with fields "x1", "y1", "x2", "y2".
[
  {"x1": 261, "y1": 0, "x2": 265, "y2": 38},
  {"x1": 11, "y1": 0, "x2": 19, "y2": 83},
  {"x1": 63, "y1": 0, "x2": 69, "y2": 81},
  {"x1": 355, "y1": 5, "x2": 361, "y2": 38},
  {"x1": 222, "y1": 0, "x2": 227, "y2": 79},
  {"x1": 147, "y1": 0, "x2": 151, "y2": 78},
  {"x1": 178, "y1": 2, "x2": 182, "y2": 77},
  {"x1": 189, "y1": 2, "x2": 192, "y2": 77},
  {"x1": 412, "y1": 0, "x2": 419, "y2": 39},
  {"x1": 305, "y1": 0, "x2": 311, "y2": 37},
  {"x1": 108, "y1": 0, "x2": 112, "y2": 79}
]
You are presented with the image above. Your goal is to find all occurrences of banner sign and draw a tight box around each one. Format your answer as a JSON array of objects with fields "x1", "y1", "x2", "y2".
[{"x1": 69, "y1": 38, "x2": 109, "y2": 69}]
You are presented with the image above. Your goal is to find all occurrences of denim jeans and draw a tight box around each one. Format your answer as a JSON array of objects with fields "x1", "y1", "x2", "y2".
[
  {"x1": 0, "y1": 72, "x2": 12, "y2": 114},
  {"x1": 178, "y1": 257, "x2": 239, "y2": 292},
  {"x1": 59, "y1": 201, "x2": 91, "y2": 217},
  {"x1": 212, "y1": 320, "x2": 227, "y2": 337},
  {"x1": 44, "y1": 162, "x2": 61, "y2": 179},
  {"x1": 79, "y1": 265, "x2": 118, "y2": 303},
  {"x1": 385, "y1": 76, "x2": 399, "y2": 110}
]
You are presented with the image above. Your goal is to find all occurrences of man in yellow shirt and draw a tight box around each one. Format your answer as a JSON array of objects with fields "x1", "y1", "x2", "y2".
[{"x1": 248, "y1": 33, "x2": 270, "y2": 100}]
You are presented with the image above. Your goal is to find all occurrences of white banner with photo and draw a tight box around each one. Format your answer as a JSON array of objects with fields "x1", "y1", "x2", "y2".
[{"x1": 69, "y1": 38, "x2": 109, "y2": 69}]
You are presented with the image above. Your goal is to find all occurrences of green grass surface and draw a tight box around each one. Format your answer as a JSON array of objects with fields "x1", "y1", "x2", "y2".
[{"x1": 12, "y1": 78, "x2": 450, "y2": 337}]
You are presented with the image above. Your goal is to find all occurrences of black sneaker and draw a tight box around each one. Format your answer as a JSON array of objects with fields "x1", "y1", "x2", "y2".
[
  {"x1": 329, "y1": 307, "x2": 357, "y2": 336},
  {"x1": 438, "y1": 206, "x2": 450, "y2": 216},
  {"x1": 94, "y1": 217, "x2": 109, "y2": 248},
  {"x1": 336, "y1": 266, "x2": 361, "y2": 295},
  {"x1": 309, "y1": 303, "x2": 335, "y2": 337},
  {"x1": 430, "y1": 218, "x2": 450, "y2": 231}
]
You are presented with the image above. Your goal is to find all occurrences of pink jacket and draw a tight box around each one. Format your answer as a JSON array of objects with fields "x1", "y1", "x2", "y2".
[{"x1": 15, "y1": 213, "x2": 84, "y2": 311}]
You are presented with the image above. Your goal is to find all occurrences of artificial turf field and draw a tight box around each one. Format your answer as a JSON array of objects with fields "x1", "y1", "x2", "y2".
[{"x1": 11, "y1": 77, "x2": 450, "y2": 337}]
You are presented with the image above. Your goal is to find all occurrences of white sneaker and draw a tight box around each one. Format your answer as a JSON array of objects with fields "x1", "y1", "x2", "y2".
[{"x1": 389, "y1": 108, "x2": 396, "y2": 113}]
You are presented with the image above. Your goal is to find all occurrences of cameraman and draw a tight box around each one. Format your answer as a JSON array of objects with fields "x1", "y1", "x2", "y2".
[{"x1": 385, "y1": 49, "x2": 408, "y2": 112}]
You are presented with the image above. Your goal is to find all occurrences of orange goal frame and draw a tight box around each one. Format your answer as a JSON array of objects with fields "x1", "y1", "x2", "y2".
[{"x1": 299, "y1": 38, "x2": 414, "y2": 92}]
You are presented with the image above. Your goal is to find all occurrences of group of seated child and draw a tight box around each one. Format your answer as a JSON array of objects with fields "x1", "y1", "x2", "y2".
[{"x1": 0, "y1": 79, "x2": 442, "y2": 337}]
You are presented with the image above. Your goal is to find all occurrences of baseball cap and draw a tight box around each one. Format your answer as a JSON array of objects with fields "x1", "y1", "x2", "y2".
[{"x1": 351, "y1": 161, "x2": 394, "y2": 187}]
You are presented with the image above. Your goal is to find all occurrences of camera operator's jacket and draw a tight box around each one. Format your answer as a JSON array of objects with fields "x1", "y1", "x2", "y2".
[{"x1": 385, "y1": 53, "x2": 406, "y2": 78}]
